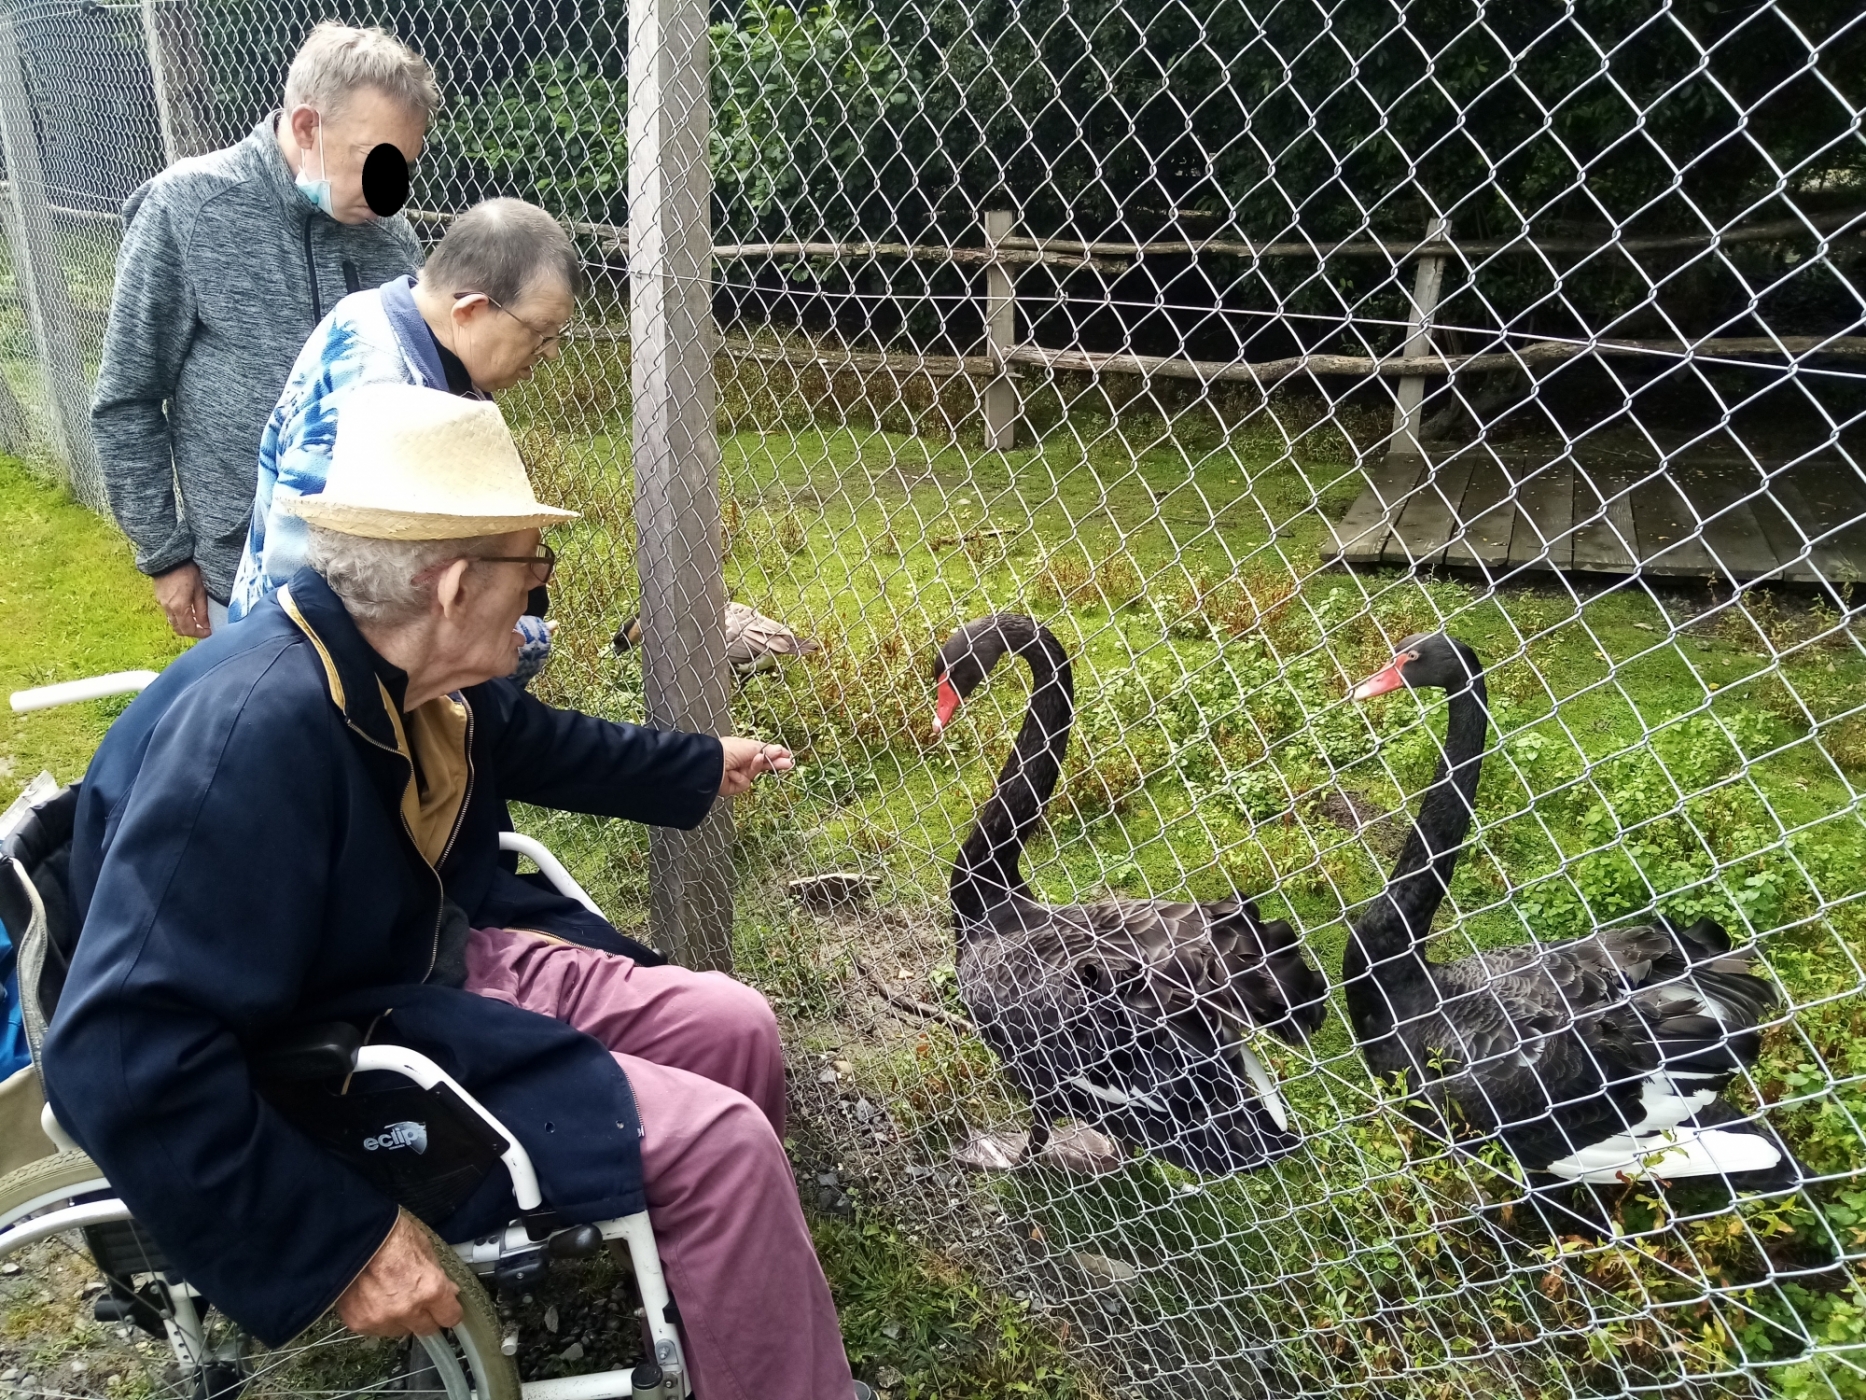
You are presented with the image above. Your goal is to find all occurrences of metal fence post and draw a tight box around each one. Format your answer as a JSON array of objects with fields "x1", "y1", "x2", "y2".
[
  {"x1": 629, "y1": 0, "x2": 735, "y2": 970},
  {"x1": 983, "y1": 209, "x2": 1016, "y2": 451},
  {"x1": 1387, "y1": 216, "x2": 1449, "y2": 461},
  {"x1": 0, "y1": 14, "x2": 101, "y2": 508}
]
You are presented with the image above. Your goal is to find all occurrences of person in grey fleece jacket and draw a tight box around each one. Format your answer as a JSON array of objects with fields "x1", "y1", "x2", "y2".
[{"x1": 90, "y1": 22, "x2": 439, "y2": 637}]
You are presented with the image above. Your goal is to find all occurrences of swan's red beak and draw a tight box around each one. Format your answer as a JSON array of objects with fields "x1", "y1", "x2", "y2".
[
  {"x1": 1352, "y1": 659, "x2": 1408, "y2": 701},
  {"x1": 934, "y1": 675, "x2": 963, "y2": 732}
]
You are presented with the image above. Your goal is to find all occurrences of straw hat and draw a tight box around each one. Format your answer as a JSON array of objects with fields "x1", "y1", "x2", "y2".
[{"x1": 286, "y1": 383, "x2": 579, "y2": 540}]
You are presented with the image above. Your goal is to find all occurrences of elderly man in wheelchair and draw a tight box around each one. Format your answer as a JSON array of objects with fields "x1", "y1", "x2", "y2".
[{"x1": 0, "y1": 385, "x2": 868, "y2": 1400}]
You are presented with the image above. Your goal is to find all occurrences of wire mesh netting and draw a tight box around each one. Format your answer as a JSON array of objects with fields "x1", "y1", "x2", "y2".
[{"x1": 0, "y1": 0, "x2": 1865, "y2": 1395}]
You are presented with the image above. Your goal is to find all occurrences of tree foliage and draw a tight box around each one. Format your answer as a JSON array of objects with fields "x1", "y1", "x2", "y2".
[
  {"x1": 417, "y1": 0, "x2": 1863, "y2": 348},
  {"x1": 433, "y1": 0, "x2": 926, "y2": 234},
  {"x1": 892, "y1": 0, "x2": 1866, "y2": 238}
]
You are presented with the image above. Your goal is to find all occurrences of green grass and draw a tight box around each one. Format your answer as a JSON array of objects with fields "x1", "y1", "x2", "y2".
[
  {"x1": 0, "y1": 456, "x2": 187, "y2": 789},
  {"x1": 810, "y1": 1214, "x2": 1110, "y2": 1399}
]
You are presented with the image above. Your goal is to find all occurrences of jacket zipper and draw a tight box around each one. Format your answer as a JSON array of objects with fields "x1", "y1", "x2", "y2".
[
  {"x1": 340, "y1": 695, "x2": 476, "y2": 981},
  {"x1": 303, "y1": 219, "x2": 323, "y2": 324},
  {"x1": 612, "y1": 1062, "x2": 645, "y2": 1141},
  {"x1": 436, "y1": 701, "x2": 477, "y2": 873}
]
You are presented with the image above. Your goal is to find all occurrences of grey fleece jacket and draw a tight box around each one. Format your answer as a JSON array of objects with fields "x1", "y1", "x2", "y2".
[{"x1": 90, "y1": 115, "x2": 422, "y2": 600}]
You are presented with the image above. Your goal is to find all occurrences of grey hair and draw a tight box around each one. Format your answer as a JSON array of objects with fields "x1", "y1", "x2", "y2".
[
  {"x1": 305, "y1": 527, "x2": 486, "y2": 626},
  {"x1": 283, "y1": 22, "x2": 441, "y2": 123},
  {"x1": 422, "y1": 198, "x2": 584, "y2": 304}
]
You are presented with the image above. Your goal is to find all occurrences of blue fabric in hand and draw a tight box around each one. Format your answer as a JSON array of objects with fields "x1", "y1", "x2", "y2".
[{"x1": 510, "y1": 615, "x2": 555, "y2": 687}]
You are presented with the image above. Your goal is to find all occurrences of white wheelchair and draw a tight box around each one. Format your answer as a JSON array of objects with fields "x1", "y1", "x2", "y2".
[{"x1": 0, "y1": 671, "x2": 690, "y2": 1400}]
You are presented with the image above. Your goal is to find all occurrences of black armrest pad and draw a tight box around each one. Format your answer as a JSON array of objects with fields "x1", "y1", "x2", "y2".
[{"x1": 250, "y1": 1022, "x2": 362, "y2": 1083}]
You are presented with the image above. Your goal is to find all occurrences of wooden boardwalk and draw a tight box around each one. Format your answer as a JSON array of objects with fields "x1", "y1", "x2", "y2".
[{"x1": 1325, "y1": 449, "x2": 1866, "y2": 586}]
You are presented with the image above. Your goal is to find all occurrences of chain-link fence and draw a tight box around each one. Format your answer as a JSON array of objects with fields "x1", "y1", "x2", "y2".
[{"x1": 3, "y1": 0, "x2": 1866, "y2": 1394}]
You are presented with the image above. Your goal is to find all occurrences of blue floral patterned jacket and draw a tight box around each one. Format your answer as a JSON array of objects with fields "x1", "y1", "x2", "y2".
[
  {"x1": 227, "y1": 277, "x2": 554, "y2": 680},
  {"x1": 228, "y1": 276, "x2": 461, "y2": 620}
]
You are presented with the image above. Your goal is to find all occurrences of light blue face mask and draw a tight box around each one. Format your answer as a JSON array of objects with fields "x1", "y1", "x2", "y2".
[{"x1": 295, "y1": 115, "x2": 333, "y2": 216}]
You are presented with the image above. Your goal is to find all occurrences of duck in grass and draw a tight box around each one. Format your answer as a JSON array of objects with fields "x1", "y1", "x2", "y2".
[
  {"x1": 613, "y1": 601, "x2": 820, "y2": 682},
  {"x1": 1345, "y1": 632, "x2": 1794, "y2": 1192},
  {"x1": 933, "y1": 613, "x2": 1327, "y2": 1174}
]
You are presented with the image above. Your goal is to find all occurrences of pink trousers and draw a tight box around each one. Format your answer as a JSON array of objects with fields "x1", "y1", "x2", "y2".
[{"x1": 464, "y1": 927, "x2": 854, "y2": 1400}]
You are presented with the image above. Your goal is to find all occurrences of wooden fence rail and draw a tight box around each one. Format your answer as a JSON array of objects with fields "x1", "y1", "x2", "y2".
[
  {"x1": 683, "y1": 333, "x2": 1866, "y2": 386},
  {"x1": 996, "y1": 208, "x2": 1866, "y2": 262},
  {"x1": 406, "y1": 206, "x2": 1866, "y2": 274}
]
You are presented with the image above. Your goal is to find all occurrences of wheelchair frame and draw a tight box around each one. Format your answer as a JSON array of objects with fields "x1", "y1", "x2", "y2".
[{"x1": 1, "y1": 671, "x2": 693, "y2": 1400}]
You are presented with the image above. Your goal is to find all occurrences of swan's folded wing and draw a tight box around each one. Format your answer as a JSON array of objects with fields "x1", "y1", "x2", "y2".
[
  {"x1": 1661, "y1": 919, "x2": 1777, "y2": 1026},
  {"x1": 1438, "y1": 946, "x2": 1760, "y2": 1084},
  {"x1": 1411, "y1": 968, "x2": 1654, "y2": 1143},
  {"x1": 1539, "y1": 924, "x2": 1775, "y2": 1031},
  {"x1": 1627, "y1": 984, "x2": 1765, "y2": 1075},
  {"x1": 1426, "y1": 962, "x2": 1575, "y2": 1070},
  {"x1": 1063, "y1": 897, "x2": 1326, "y2": 1042},
  {"x1": 1463, "y1": 923, "x2": 1773, "y2": 1040},
  {"x1": 727, "y1": 606, "x2": 817, "y2": 659},
  {"x1": 1471, "y1": 927, "x2": 1670, "y2": 1005},
  {"x1": 1063, "y1": 900, "x2": 1211, "y2": 1019}
]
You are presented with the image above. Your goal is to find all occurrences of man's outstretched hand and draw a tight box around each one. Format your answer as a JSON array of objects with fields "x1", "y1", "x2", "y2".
[
  {"x1": 336, "y1": 1210, "x2": 463, "y2": 1338},
  {"x1": 718, "y1": 736, "x2": 794, "y2": 796}
]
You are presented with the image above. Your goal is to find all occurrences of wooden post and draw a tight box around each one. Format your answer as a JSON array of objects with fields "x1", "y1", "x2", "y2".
[
  {"x1": 1387, "y1": 216, "x2": 1449, "y2": 461},
  {"x1": 0, "y1": 16, "x2": 102, "y2": 508},
  {"x1": 142, "y1": 0, "x2": 180, "y2": 166},
  {"x1": 982, "y1": 209, "x2": 1016, "y2": 451},
  {"x1": 629, "y1": 0, "x2": 735, "y2": 970},
  {"x1": 141, "y1": 0, "x2": 215, "y2": 163}
]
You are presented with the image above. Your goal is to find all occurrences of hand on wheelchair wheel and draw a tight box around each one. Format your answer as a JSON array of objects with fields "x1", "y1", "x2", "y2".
[{"x1": 336, "y1": 1209, "x2": 465, "y2": 1338}]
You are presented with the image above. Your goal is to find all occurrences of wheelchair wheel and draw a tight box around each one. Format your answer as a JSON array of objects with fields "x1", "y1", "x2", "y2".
[{"x1": 0, "y1": 1151, "x2": 519, "y2": 1400}]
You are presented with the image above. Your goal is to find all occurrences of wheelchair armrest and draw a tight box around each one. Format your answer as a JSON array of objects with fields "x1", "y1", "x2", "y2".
[
  {"x1": 247, "y1": 1033, "x2": 546, "y2": 1216},
  {"x1": 499, "y1": 831, "x2": 602, "y2": 915},
  {"x1": 250, "y1": 1022, "x2": 362, "y2": 1083},
  {"x1": 352, "y1": 1044, "x2": 544, "y2": 1213}
]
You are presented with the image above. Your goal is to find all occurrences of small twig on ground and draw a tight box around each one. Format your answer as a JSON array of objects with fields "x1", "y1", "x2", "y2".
[{"x1": 852, "y1": 957, "x2": 974, "y2": 1033}]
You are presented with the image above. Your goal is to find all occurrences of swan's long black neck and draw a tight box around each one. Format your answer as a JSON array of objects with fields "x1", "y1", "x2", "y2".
[
  {"x1": 951, "y1": 628, "x2": 1073, "y2": 931},
  {"x1": 1344, "y1": 672, "x2": 1489, "y2": 996}
]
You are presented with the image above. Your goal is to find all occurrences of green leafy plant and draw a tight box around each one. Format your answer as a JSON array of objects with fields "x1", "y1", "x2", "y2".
[{"x1": 434, "y1": 1, "x2": 926, "y2": 234}]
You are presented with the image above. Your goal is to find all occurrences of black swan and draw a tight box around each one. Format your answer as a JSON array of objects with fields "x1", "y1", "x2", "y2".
[
  {"x1": 1346, "y1": 632, "x2": 1787, "y2": 1185},
  {"x1": 934, "y1": 614, "x2": 1328, "y2": 1173},
  {"x1": 614, "y1": 602, "x2": 820, "y2": 680}
]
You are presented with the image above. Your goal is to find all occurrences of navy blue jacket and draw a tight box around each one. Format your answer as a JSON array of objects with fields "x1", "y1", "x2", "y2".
[{"x1": 42, "y1": 570, "x2": 723, "y2": 1344}]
